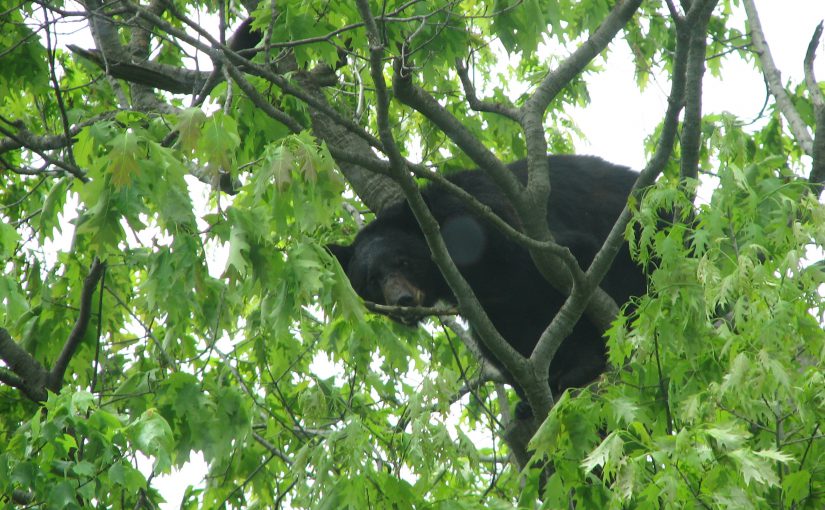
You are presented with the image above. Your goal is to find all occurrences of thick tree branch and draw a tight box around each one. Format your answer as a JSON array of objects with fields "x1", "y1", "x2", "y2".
[
  {"x1": 679, "y1": 0, "x2": 718, "y2": 181},
  {"x1": 0, "y1": 122, "x2": 88, "y2": 182},
  {"x1": 516, "y1": 1, "x2": 643, "y2": 298},
  {"x1": 47, "y1": 258, "x2": 106, "y2": 393},
  {"x1": 357, "y1": 0, "x2": 537, "y2": 416},
  {"x1": 804, "y1": 22, "x2": 825, "y2": 188},
  {"x1": 392, "y1": 66, "x2": 519, "y2": 197},
  {"x1": 68, "y1": 44, "x2": 209, "y2": 94},
  {"x1": 523, "y1": 0, "x2": 644, "y2": 119},
  {"x1": 0, "y1": 328, "x2": 48, "y2": 402},
  {"x1": 0, "y1": 112, "x2": 116, "y2": 156},
  {"x1": 0, "y1": 367, "x2": 25, "y2": 389},
  {"x1": 506, "y1": 0, "x2": 643, "y2": 348},
  {"x1": 532, "y1": 3, "x2": 692, "y2": 373},
  {"x1": 743, "y1": 0, "x2": 814, "y2": 155}
]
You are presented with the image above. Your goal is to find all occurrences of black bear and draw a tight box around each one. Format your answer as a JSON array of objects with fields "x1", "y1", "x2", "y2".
[{"x1": 329, "y1": 155, "x2": 645, "y2": 398}]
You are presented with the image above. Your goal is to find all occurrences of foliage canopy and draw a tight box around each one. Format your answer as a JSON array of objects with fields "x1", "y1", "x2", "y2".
[{"x1": 0, "y1": 0, "x2": 824, "y2": 508}]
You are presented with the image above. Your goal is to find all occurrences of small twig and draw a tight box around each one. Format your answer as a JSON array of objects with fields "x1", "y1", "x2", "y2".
[
  {"x1": 42, "y1": 5, "x2": 78, "y2": 170},
  {"x1": 455, "y1": 58, "x2": 519, "y2": 121},
  {"x1": 653, "y1": 333, "x2": 674, "y2": 435},
  {"x1": 251, "y1": 431, "x2": 293, "y2": 465},
  {"x1": 363, "y1": 300, "x2": 458, "y2": 319}
]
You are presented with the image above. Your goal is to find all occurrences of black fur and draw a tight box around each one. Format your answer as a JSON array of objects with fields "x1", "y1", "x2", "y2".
[{"x1": 330, "y1": 155, "x2": 645, "y2": 398}]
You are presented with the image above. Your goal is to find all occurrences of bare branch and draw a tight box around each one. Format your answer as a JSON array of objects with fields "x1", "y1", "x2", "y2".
[
  {"x1": 0, "y1": 112, "x2": 117, "y2": 155},
  {"x1": 522, "y1": 0, "x2": 643, "y2": 120},
  {"x1": 455, "y1": 58, "x2": 520, "y2": 121},
  {"x1": 743, "y1": 0, "x2": 814, "y2": 154},
  {"x1": 392, "y1": 62, "x2": 519, "y2": 198},
  {"x1": 532, "y1": 3, "x2": 692, "y2": 370},
  {"x1": 0, "y1": 367, "x2": 26, "y2": 392},
  {"x1": 68, "y1": 44, "x2": 209, "y2": 94},
  {"x1": 47, "y1": 258, "x2": 106, "y2": 393},
  {"x1": 252, "y1": 431, "x2": 293, "y2": 466},
  {"x1": 804, "y1": 21, "x2": 825, "y2": 188},
  {"x1": 680, "y1": 0, "x2": 719, "y2": 181},
  {"x1": 0, "y1": 328, "x2": 48, "y2": 402},
  {"x1": 0, "y1": 121, "x2": 88, "y2": 181},
  {"x1": 806, "y1": 22, "x2": 825, "y2": 110},
  {"x1": 221, "y1": 60, "x2": 305, "y2": 133}
]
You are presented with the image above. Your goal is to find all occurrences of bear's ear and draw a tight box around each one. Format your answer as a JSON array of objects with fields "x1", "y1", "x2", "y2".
[{"x1": 327, "y1": 244, "x2": 353, "y2": 269}]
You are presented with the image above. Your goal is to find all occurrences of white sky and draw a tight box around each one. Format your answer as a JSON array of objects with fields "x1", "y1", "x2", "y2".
[{"x1": 574, "y1": 0, "x2": 825, "y2": 171}]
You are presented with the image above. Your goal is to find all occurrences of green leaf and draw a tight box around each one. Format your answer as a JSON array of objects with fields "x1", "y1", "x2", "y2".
[
  {"x1": 38, "y1": 176, "x2": 69, "y2": 241},
  {"x1": 729, "y1": 448, "x2": 779, "y2": 487},
  {"x1": 782, "y1": 470, "x2": 811, "y2": 506},
  {"x1": 47, "y1": 480, "x2": 80, "y2": 509},
  {"x1": 175, "y1": 108, "x2": 207, "y2": 153},
  {"x1": 0, "y1": 221, "x2": 22, "y2": 258},
  {"x1": 581, "y1": 432, "x2": 623, "y2": 475},
  {"x1": 129, "y1": 409, "x2": 175, "y2": 473},
  {"x1": 107, "y1": 132, "x2": 141, "y2": 186},
  {"x1": 199, "y1": 112, "x2": 240, "y2": 173},
  {"x1": 108, "y1": 460, "x2": 147, "y2": 491}
]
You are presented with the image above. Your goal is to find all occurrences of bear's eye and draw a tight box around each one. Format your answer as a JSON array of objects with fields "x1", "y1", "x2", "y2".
[
  {"x1": 368, "y1": 271, "x2": 381, "y2": 286},
  {"x1": 398, "y1": 259, "x2": 410, "y2": 269}
]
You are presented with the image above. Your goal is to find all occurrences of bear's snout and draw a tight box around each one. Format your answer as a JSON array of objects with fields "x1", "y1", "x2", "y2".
[{"x1": 381, "y1": 273, "x2": 424, "y2": 308}]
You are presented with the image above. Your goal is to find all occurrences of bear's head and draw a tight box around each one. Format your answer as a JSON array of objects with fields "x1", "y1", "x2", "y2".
[{"x1": 328, "y1": 219, "x2": 450, "y2": 323}]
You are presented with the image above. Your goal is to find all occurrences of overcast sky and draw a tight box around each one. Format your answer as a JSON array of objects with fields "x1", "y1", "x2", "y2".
[{"x1": 574, "y1": 0, "x2": 825, "y2": 171}]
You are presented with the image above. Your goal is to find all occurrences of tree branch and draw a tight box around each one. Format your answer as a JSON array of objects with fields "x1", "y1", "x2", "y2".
[
  {"x1": 356, "y1": 0, "x2": 536, "y2": 417},
  {"x1": 517, "y1": 0, "x2": 642, "y2": 266},
  {"x1": 0, "y1": 121, "x2": 88, "y2": 182},
  {"x1": 679, "y1": 0, "x2": 718, "y2": 181},
  {"x1": 0, "y1": 328, "x2": 48, "y2": 402},
  {"x1": 455, "y1": 58, "x2": 520, "y2": 121},
  {"x1": 804, "y1": 21, "x2": 825, "y2": 189},
  {"x1": 532, "y1": 3, "x2": 691, "y2": 372},
  {"x1": 0, "y1": 367, "x2": 25, "y2": 389},
  {"x1": 0, "y1": 112, "x2": 117, "y2": 156},
  {"x1": 47, "y1": 258, "x2": 106, "y2": 393},
  {"x1": 743, "y1": 0, "x2": 814, "y2": 154},
  {"x1": 523, "y1": 0, "x2": 644, "y2": 119},
  {"x1": 392, "y1": 63, "x2": 519, "y2": 197}
]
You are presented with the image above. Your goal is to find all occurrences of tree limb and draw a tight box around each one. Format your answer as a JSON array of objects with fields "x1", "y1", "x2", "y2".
[
  {"x1": 679, "y1": 0, "x2": 718, "y2": 182},
  {"x1": 532, "y1": 2, "x2": 692, "y2": 373},
  {"x1": 743, "y1": 0, "x2": 814, "y2": 155},
  {"x1": 455, "y1": 58, "x2": 520, "y2": 121},
  {"x1": 357, "y1": 0, "x2": 537, "y2": 418},
  {"x1": 47, "y1": 258, "x2": 106, "y2": 393},
  {"x1": 0, "y1": 112, "x2": 117, "y2": 156},
  {"x1": 804, "y1": 22, "x2": 825, "y2": 189},
  {"x1": 0, "y1": 328, "x2": 48, "y2": 402}
]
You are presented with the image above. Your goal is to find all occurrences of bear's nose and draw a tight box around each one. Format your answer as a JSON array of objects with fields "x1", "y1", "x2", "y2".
[
  {"x1": 382, "y1": 274, "x2": 422, "y2": 307},
  {"x1": 395, "y1": 294, "x2": 416, "y2": 307}
]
